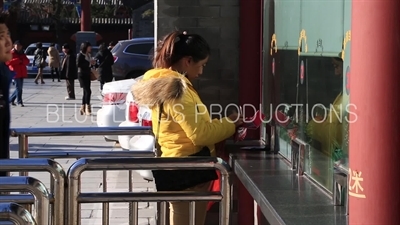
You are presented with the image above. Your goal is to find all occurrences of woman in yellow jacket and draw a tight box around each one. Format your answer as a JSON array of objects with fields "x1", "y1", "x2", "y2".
[{"x1": 132, "y1": 31, "x2": 242, "y2": 225}]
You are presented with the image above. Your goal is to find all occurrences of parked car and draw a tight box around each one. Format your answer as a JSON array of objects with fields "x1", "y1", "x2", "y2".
[
  {"x1": 118, "y1": 76, "x2": 154, "y2": 181},
  {"x1": 96, "y1": 76, "x2": 154, "y2": 181},
  {"x1": 96, "y1": 78, "x2": 137, "y2": 141},
  {"x1": 118, "y1": 88, "x2": 154, "y2": 151},
  {"x1": 24, "y1": 43, "x2": 63, "y2": 75},
  {"x1": 90, "y1": 46, "x2": 99, "y2": 57},
  {"x1": 111, "y1": 37, "x2": 154, "y2": 80}
]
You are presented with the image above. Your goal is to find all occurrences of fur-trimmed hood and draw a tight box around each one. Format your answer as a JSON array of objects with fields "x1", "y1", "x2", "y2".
[{"x1": 131, "y1": 69, "x2": 191, "y2": 108}]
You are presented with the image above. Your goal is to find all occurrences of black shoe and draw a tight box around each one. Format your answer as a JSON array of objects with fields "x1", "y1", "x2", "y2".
[
  {"x1": 20, "y1": 104, "x2": 24, "y2": 107},
  {"x1": 11, "y1": 102, "x2": 16, "y2": 106}
]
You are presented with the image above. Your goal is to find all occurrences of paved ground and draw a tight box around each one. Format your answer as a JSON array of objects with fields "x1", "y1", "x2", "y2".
[{"x1": 8, "y1": 78, "x2": 156, "y2": 225}]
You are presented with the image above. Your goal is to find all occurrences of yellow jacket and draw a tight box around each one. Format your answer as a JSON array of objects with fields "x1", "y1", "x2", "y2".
[
  {"x1": 132, "y1": 68, "x2": 236, "y2": 157},
  {"x1": 306, "y1": 93, "x2": 343, "y2": 156}
]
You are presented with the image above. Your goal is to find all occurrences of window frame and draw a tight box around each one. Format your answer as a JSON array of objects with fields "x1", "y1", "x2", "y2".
[{"x1": 122, "y1": 43, "x2": 154, "y2": 56}]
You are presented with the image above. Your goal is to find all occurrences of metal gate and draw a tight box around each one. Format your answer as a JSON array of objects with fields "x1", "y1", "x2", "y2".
[
  {"x1": 0, "y1": 159, "x2": 65, "y2": 225},
  {"x1": 0, "y1": 177, "x2": 50, "y2": 225},
  {"x1": 2, "y1": 126, "x2": 232, "y2": 225},
  {"x1": 67, "y1": 157, "x2": 231, "y2": 225},
  {"x1": 0, "y1": 202, "x2": 37, "y2": 225}
]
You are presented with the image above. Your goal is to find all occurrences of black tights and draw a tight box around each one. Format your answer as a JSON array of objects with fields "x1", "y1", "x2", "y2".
[
  {"x1": 82, "y1": 81, "x2": 91, "y2": 105},
  {"x1": 51, "y1": 67, "x2": 60, "y2": 81}
]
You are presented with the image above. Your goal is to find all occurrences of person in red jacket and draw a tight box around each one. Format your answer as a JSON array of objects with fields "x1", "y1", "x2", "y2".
[{"x1": 6, "y1": 40, "x2": 29, "y2": 107}]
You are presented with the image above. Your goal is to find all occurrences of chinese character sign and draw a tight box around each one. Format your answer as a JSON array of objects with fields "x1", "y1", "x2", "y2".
[{"x1": 349, "y1": 168, "x2": 366, "y2": 198}]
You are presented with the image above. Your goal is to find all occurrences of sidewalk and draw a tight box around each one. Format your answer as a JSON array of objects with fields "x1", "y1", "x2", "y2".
[{"x1": 8, "y1": 78, "x2": 156, "y2": 225}]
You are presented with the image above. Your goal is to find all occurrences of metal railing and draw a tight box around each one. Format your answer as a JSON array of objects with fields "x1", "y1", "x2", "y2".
[
  {"x1": 10, "y1": 126, "x2": 156, "y2": 225},
  {"x1": 10, "y1": 126, "x2": 154, "y2": 177},
  {"x1": 291, "y1": 138, "x2": 308, "y2": 176},
  {"x1": 333, "y1": 164, "x2": 349, "y2": 215},
  {"x1": 8, "y1": 126, "x2": 231, "y2": 224},
  {"x1": 67, "y1": 157, "x2": 231, "y2": 225},
  {"x1": 0, "y1": 159, "x2": 65, "y2": 225},
  {"x1": 10, "y1": 126, "x2": 153, "y2": 160},
  {"x1": 0, "y1": 203, "x2": 37, "y2": 225},
  {"x1": 0, "y1": 177, "x2": 51, "y2": 225}
]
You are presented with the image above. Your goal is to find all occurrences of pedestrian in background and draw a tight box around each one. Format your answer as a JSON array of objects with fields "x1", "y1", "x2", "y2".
[
  {"x1": 48, "y1": 42, "x2": 61, "y2": 82},
  {"x1": 6, "y1": 40, "x2": 29, "y2": 107},
  {"x1": 0, "y1": 12, "x2": 14, "y2": 177},
  {"x1": 108, "y1": 41, "x2": 115, "y2": 51},
  {"x1": 77, "y1": 41, "x2": 96, "y2": 115},
  {"x1": 33, "y1": 42, "x2": 46, "y2": 84},
  {"x1": 61, "y1": 43, "x2": 77, "y2": 100},
  {"x1": 95, "y1": 42, "x2": 114, "y2": 91}
]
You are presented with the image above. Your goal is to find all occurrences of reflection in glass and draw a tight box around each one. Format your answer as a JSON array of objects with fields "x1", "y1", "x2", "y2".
[
  {"x1": 271, "y1": 51, "x2": 347, "y2": 192},
  {"x1": 300, "y1": 56, "x2": 344, "y2": 191},
  {"x1": 272, "y1": 50, "x2": 298, "y2": 161}
]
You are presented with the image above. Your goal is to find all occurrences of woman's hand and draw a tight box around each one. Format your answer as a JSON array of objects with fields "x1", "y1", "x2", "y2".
[
  {"x1": 287, "y1": 127, "x2": 298, "y2": 140},
  {"x1": 228, "y1": 112, "x2": 243, "y2": 127}
]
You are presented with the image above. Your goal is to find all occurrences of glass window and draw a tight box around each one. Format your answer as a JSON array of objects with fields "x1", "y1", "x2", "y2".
[
  {"x1": 297, "y1": 56, "x2": 344, "y2": 191},
  {"x1": 124, "y1": 43, "x2": 153, "y2": 55},
  {"x1": 270, "y1": 53, "x2": 346, "y2": 192},
  {"x1": 111, "y1": 43, "x2": 121, "y2": 54},
  {"x1": 271, "y1": 50, "x2": 298, "y2": 160},
  {"x1": 91, "y1": 47, "x2": 99, "y2": 57}
]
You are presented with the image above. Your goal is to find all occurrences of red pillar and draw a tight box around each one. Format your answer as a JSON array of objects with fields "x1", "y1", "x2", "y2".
[
  {"x1": 349, "y1": 0, "x2": 400, "y2": 224},
  {"x1": 80, "y1": 0, "x2": 91, "y2": 31},
  {"x1": 239, "y1": 0, "x2": 262, "y2": 140},
  {"x1": 237, "y1": 0, "x2": 265, "y2": 213},
  {"x1": 237, "y1": 180, "x2": 254, "y2": 225}
]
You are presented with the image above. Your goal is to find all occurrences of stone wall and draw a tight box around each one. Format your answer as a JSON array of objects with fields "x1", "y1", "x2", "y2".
[
  {"x1": 155, "y1": 0, "x2": 240, "y2": 113},
  {"x1": 132, "y1": 2, "x2": 155, "y2": 38}
]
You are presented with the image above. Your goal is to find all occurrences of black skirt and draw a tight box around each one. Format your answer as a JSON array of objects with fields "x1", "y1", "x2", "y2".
[{"x1": 152, "y1": 147, "x2": 218, "y2": 191}]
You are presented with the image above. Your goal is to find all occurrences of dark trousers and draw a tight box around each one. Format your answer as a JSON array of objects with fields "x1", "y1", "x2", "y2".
[
  {"x1": 0, "y1": 130, "x2": 9, "y2": 177},
  {"x1": 66, "y1": 78, "x2": 75, "y2": 99},
  {"x1": 82, "y1": 81, "x2": 91, "y2": 105},
  {"x1": 51, "y1": 67, "x2": 60, "y2": 81},
  {"x1": 99, "y1": 77, "x2": 113, "y2": 91},
  {"x1": 9, "y1": 78, "x2": 23, "y2": 104},
  {"x1": 0, "y1": 148, "x2": 8, "y2": 176},
  {"x1": 99, "y1": 81, "x2": 111, "y2": 91}
]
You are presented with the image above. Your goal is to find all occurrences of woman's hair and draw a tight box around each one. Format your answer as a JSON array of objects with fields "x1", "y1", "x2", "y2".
[
  {"x1": 62, "y1": 43, "x2": 73, "y2": 55},
  {"x1": 50, "y1": 43, "x2": 55, "y2": 47},
  {"x1": 36, "y1": 42, "x2": 42, "y2": 48},
  {"x1": 62, "y1": 43, "x2": 69, "y2": 49},
  {"x1": 0, "y1": 12, "x2": 9, "y2": 24},
  {"x1": 153, "y1": 30, "x2": 210, "y2": 68},
  {"x1": 99, "y1": 42, "x2": 106, "y2": 51},
  {"x1": 80, "y1": 41, "x2": 91, "y2": 54}
]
